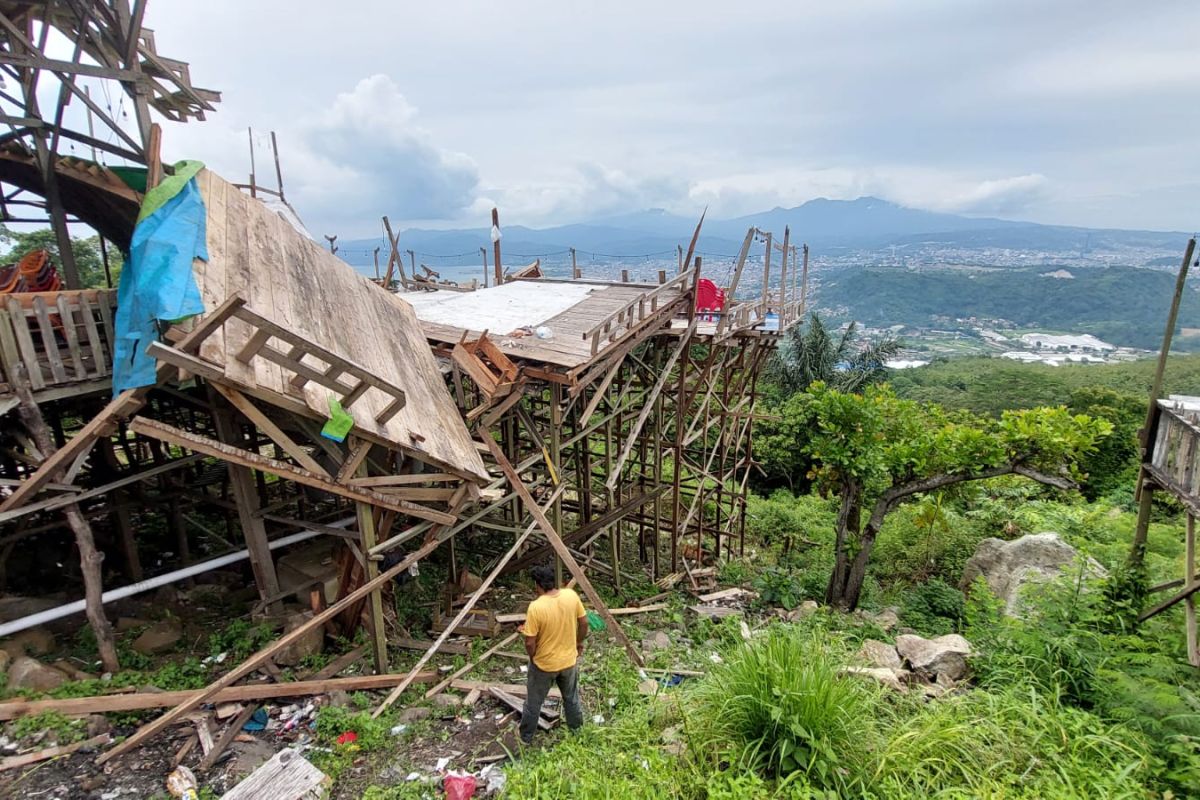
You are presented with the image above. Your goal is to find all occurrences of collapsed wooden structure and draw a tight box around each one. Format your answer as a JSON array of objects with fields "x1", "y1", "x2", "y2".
[
  {"x1": 1129, "y1": 237, "x2": 1200, "y2": 667},
  {"x1": 0, "y1": 0, "x2": 808, "y2": 765}
]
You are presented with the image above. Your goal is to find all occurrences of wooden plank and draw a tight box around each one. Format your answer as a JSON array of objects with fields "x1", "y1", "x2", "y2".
[
  {"x1": 77, "y1": 292, "x2": 107, "y2": 378},
  {"x1": 55, "y1": 295, "x2": 87, "y2": 380},
  {"x1": 371, "y1": 485, "x2": 566, "y2": 717},
  {"x1": 1138, "y1": 580, "x2": 1200, "y2": 622},
  {"x1": 495, "y1": 604, "x2": 666, "y2": 625},
  {"x1": 211, "y1": 383, "x2": 330, "y2": 477},
  {"x1": 199, "y1": 704, "x2": 257, "y2": 771},
  {"x1": 422, "y1": 632, "x2": 521, "y2": 699},
  {"x1": 334, "y1": 437, "x2": 370, "y2": 483},
  {"x1": 350, "y1": 473, "x2": 459, "y2": 487},
  {"x1": 31, "y1": 296, "x2": 67, "y2": 384},
  {"x1": 96, "y1": 290, "x2": 116, "y2": 365},
  {"x1": 129, "y1": 417, "x2": 455, "y2": 525},
  {"x1": 490, "y1": 687, "x2": 552, "y2": 731},
  {"x1": 393, "y1": 637, "x2": 469, "y2": 656},
  {"x1": 7, "y1": 297, "x2": 43, "y2": 390},
  {"x1": 0, "y1": 307, "x2": 22, "y2": 386},
  {"x1": 483, "y1": 436, "x2": 644, "y2": 667},
  {"x1": 94, "y1": 532, "x2": 455, "y2": 764},
  {"x1": 0, "y1": 733, "x2": 111, "y2": 771},
  {"x1": 219, "y1": 748, "x2": 329, "y2": 800},
  {"x1": 310, "y1": 645, "x2": 366, "y2": 680},
  {"x1": 0, "y1": 672, "x2": 441, "y2": 721}
]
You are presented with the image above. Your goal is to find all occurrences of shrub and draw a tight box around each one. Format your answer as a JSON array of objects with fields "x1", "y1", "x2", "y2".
[
  {"x1": 898, "y1": 577, "x2": 965, "y2": 636},
  {"x1": 689, "y1": 627, "x2": 877, "y2": 793}
]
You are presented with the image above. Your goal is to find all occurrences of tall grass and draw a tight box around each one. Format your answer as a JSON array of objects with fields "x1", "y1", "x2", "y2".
[{"x1": 688, "y1": 626, "x2": 878, "y2": 794}]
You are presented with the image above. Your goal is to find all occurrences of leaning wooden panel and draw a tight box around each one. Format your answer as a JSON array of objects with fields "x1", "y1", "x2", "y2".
[{"x1": 190, "y1": 170, "x2": 487, "y2": 481}]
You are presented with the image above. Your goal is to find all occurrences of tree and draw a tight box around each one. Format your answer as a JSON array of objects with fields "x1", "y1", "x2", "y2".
[
  {"x1": 0, "y1": 224, "x2": 121, "y2": 289},
  {"x1": 776, "y1": 382, "x2": 1110, "y2": 610},
  {"x1": 769, "y1": 313, "x2": 901, "y2": 396},
  {"x1": 1066, "y1": 387, "x2": 1143, "y2": 500}
]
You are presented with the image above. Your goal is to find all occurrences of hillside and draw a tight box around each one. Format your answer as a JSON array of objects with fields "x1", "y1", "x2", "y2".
[
  {"x1": 888, "y1": 353, "x2": 1200, "y2": 415},
  {"x1": 814, "y1": 264, "x2": 1200, "y2": 350}
]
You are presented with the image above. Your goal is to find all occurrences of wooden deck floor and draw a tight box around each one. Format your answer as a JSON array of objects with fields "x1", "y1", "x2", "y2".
[{"x1": 410, "y1": 281, "x2": 686, "y2": 370}]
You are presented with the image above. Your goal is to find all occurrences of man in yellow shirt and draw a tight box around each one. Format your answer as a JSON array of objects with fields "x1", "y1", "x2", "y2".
[{"x1": 519, "y1": 564, "x2": 587, "y2": 744}]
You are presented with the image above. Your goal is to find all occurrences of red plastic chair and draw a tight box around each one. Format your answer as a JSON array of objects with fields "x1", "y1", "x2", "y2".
[{"x1": 695, "y1": 278, "x2": 725, "y2": 321}]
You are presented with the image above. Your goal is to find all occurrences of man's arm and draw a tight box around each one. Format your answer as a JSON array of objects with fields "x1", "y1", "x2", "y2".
[
  {"x1": 525, "y1": 634, "x2": 539, "y2": 660},
  {"x1": 575, "y1": 616, "x2": 588, "y2": 654}
]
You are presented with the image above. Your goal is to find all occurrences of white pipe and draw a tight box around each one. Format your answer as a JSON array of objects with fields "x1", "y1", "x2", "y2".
[{"x1": 0, "y1": 529, "x2": 321, "y2": 638}]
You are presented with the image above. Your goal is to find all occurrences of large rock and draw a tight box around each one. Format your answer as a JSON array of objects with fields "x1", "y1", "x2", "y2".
[
  {"x1": 856, "y1": 639, "x2": 902, "y2": 670},
  {"x1": 0, "y1": 626, "x2": 56, "y2": 659},
  {"x1": 960, "y1": 532, "x2": 1107, "y2": 616},
  {"x1": 841, "y1": 666, "x2": 908, "y2": 692},
  {"x1": 274, "y1": 611, "x2": 324, "y2": 666},
  {"x1": 131, "y1": 620, "x2": 182, "y2": 655},
  {"x1": 7, "y1": 656, "x2": 69, "y2": 692},
  {"x1": 895, "y1": 633, "x2": 972, "y2": 682}
]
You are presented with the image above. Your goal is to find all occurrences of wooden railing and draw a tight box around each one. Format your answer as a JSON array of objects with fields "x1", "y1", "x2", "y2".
[
  {"x1": 1149, "y1": 401, "x2": 1200, "y2": 505},
  {"x1": 0, "y1": 289, "x2": 117, "y2": 399},
  {"x1": 581, "y1": 271, "x2": 691, "y2": 355}
]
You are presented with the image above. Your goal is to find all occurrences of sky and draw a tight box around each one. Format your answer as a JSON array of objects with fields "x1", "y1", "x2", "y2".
[{"x1": 135, "y1": 0, "x2": 1200, "y2": 237}]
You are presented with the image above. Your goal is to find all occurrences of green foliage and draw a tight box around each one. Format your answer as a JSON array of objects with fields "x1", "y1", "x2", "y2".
[
  {"x1": 208, "y1": 619, "x2": 277, "y2": 662},
  {"x1": 768, "y1": 313, "x2": 901, "y2": 397},
  {"x1": 8, "y1": 710, "x2": 85, "y2": 744},
  {"x1": 690, "y1": 627, "x2": 878, "y2": 793},
  {"x1": 898, "y1": 578, "x2": 964, "y2": 636},
  {"x1": 0, "y1": 224, "x2": 122, "y2": 288},
  {"x1": 1066, "y1": 387, "x2": 1143, "y2": 499},
  {"x1": 816, "y1": 263, "x2": 1200, "y2": 350},
  {"x1": 751, "y1": 567, "x2": 804, "y2": 610}
]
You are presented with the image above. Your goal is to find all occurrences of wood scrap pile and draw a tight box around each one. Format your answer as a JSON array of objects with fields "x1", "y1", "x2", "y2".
[{"x1": 690, "y1": 586, "x2": 759, "y2": 621}]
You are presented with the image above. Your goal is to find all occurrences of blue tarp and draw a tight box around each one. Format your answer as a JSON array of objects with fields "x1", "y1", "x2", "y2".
[{"x1": 112, "y1": 175, "x2": 208, "y2": 393}]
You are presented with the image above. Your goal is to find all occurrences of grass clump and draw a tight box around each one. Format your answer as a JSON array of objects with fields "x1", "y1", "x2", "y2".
[{"x1": 689, "y1": 626, "x2": 877, "y2": 794}]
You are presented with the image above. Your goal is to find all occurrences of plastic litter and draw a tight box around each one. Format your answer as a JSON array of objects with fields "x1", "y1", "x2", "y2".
[
  {"x1": 165, "y1": 765, "x2": 199, "y2": 799},
  {"x1": 336, "y1": 731, "x2": 358, "y2": 746},
  {"x1": 444, "y1": 769, "x2": 478, "y2": 800},
  {"x1": 243, "y1": 707, "x2": 268, "y2": 731},
  {"x1": 535, "y1": 326, "x2": 553, "y2": 339},
  {"x1": 586, "y1": 610, "x2": 605, "y2": 631},
  {"x1": 390, "y1": 724, "x2": 409, "y2": 736}
]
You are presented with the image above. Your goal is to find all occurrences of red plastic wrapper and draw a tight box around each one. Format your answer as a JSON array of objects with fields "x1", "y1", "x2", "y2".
[{"x1": 444, "y1": 770, "x2": 477, "y2": 800}]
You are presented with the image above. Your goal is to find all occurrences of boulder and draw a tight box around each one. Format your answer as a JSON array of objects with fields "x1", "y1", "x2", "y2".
[
  {"x1": 960, "y1": 532, "x2": 1107, "y2": 616},
  {"x1": 0, "y1": 626, "x2": 56, "y2": 658},
  {"x1": 7, "y1": 656, "x2": 69, "y2": 692},
  {"x1": 131, "y1": 619, "x2": 182, "y2": 656},
  {"x1": 398, "y1": 706, "x2": 431, "y2": 723},
  {"x1": 856, "y1": 639, "x2": 902, "y2": 670},
  {"x1": 273, "y1": 611, "x2": 324, "y2": 666},
  {"x1": 860, "y1": 607, "x2": 900, "y2": 631},
  {"x1": 116, "y1": 617, "x2": 155, "y2": 632},
  {"x1": 0, "y1": 596, "x2": 60, "y2": 623},
  {"x1": 642, "y1": 631, "x2": 671, "y2": 652},
  {"x1": 841, "y1": 666, "x2": 908, "y2": 692},
  {"x1": 895, "y1": 633, "x2": 972, "y2": 682}
]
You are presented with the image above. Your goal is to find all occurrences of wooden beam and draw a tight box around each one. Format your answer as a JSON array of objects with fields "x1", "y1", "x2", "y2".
[
  {"x1": 724, "y1": 227, "x2": 756, "y2": 299},
  {"x1": 372, "y1": 484, "x2": 567, "y2": 716},
  {"x1": 605, "y1": 318, "x2": 698, "y2": 490},
  {"x1": 211, "y1": 383, "x2": 329, "y2": 477},
  {"x1": 1138, "y1": 579, "x2": 1200, "y2": 622},
  {"x1": 94, "y1": 529, "x2": 453, "y2": 764},
  {"x1": 128, "y1": 418, "x2": 455, "y2": 526},
  {"x1": 0, "y1": 733, "x2": 111, "y2": 771},
  {"x1": 422, "y1": 631, "x2": 521, "y2": 700},
  {"x1": 483, "y1": 436, "x2": 643, "y2": 666}
]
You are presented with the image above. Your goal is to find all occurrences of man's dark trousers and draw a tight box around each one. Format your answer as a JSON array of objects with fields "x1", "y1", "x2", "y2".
[{"x1": 520, "y1": 661, "x2": 584, "y2": 743}]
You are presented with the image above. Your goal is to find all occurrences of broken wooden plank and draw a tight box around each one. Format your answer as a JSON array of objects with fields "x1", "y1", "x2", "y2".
[
  {"x1": 219, "y1": 748, "x2": 329, "y2": 800},
  {"x1": 495, "y1": 603, "x2": 666, "y2": 625},
  {"x1": 129, "y1": 417, "x2": 455, "y2": 525},
  {"x1": 94, "y1": 528, "x2": 453, "y2": 764},
  {"x1": 309, "y1": 645, "x2": 367, "y2": 681},
  {"x1": 450, "y1": 680, "x2": 560, "y2": 697},
  {"x1": 211, "y1": 383, "x2": 330, "y2": 477},
  {"x1": 393, "y1": 637, "x2": 470, "y2": 656},
  {"x1": 0, "y1": 673, "x2": 440, "y2": 721},
  {"x1": 0, "y1": 733, "x2": 111, "y2": 771},
  {"x1": 423, "y1": 631, "x2": 522, "y2": 700},
  {"x1": 200, "y1": 704, "x2": 257, "y2": 771},
  {"x1": 489, "y1": 687, "x2": 553, "y2": 731},
  {"x1": 697, "y1": 587, "x2": 757, "y2": 603}
]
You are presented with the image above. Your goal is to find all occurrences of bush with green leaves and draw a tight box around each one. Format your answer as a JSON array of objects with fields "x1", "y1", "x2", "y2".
[
  {"x1": 898, "y1": 577, "x2": 964, "y2": 636},
  {"x1": 689, "y1": 626, "x2": 878, "y2": 793}
]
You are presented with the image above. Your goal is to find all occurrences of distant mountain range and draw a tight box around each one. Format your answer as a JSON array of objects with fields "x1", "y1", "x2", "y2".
[{"x1": 333, "y1": 197, "x2": 1188, "y2": 270}]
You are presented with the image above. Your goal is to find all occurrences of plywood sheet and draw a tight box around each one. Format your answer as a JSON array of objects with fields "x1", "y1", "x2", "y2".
[{"x1": 190, "y1": 170, "x2": 487, "y2": 481}]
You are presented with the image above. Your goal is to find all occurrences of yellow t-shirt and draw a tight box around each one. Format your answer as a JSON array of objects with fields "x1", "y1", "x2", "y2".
[{"x1": 523, "y1": 588, "x2": 586, "y2": 672}]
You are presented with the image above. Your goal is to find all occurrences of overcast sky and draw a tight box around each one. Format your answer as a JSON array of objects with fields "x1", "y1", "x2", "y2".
[{"x1": 142, "y1": 0, "x2": 1199, "y2": 237}]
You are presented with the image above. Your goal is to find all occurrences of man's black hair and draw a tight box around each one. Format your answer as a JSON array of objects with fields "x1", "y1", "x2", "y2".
[{"x1": 530, "y1": 564, "x2": 557, "y2": 591}]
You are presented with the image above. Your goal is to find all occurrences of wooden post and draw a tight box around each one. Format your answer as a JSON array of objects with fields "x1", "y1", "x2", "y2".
[
  {"x1": 1187, "y1": 513, "x2": 1198, "y2": 666},
  {"x1": 357, "y1": 490, "x2": 389, "y2": 674},
  {"x1": 324, "y1": 235, "x2": 338, "y2": 255},
  {"x1": 1130, "y1": 238, "x2": 1195, "y2": 566},
  {"x1": 483, "y1": 437, "x2": 643, "y2": 667},
  {"x1": 408, "y1": 250, "x2": 417, "y2": 285},
  {"x1": 621, "y1": 269, "x2": 629, "y2": 283},
  {"x1": 778, "y1": 226, "x2": 790, "y2": 324},
  {"x1": 571, "y1": 248, "x2": 579, "y2": 279},
  {"x1": 11, "y1": 366, "x2": 118, "y2": 672},
  {"x1": 677, "y1": 245, "x2": 683, "y2": 274},
  {"x1": 246, "y1": 126, "x2": 256, "y2": 197},
  {"x1": 270, "y1": 130, "x2": 286, "y2": 200},
  {"x1": 551, "y1": 383, "x2": 564, "y2": 587},
  {"x1": 800, "y1": 244, "x2": 809, "y2": 314},
  {"x1": 760, "y1": 230, "x2": 773, "y2": 307},
  {"x1": 372, "y1": 248, "x2": 380, "y2": 280},
  {"x1": 210, "y1": 394, "x2": 281, "y2": 611},
  {"x1": 491, "y1": 208, "x2": 503, "y2": 286}
]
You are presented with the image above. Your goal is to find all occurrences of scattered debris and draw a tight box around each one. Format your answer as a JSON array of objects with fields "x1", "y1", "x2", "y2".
[{"x1": 218, "y1": 748, "x2": 329, "y2": 800}]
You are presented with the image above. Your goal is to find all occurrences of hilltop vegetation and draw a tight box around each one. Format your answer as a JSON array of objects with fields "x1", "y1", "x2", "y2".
[{"x1": 815, "y1": 265, "x2": 1200, "y2": 350}]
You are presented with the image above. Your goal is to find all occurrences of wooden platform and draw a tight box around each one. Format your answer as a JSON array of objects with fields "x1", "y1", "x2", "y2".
[
  {"x1": 407, "y1": 279, "x2": 688, "y2": 371},
  {"x1": 186, "y1": 169, "x2": 488, "y2": 481}
]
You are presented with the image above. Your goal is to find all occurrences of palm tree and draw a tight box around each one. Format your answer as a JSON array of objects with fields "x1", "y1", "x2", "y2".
[{"x1": 770, "y1": 313, "x2": 901, "y2": 395}]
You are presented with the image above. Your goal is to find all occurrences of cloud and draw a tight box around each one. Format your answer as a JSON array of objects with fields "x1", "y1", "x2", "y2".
[
  {"x1": 286, "y1": 75, "x2": 480, "y2": 232},
  {"x1": 936, "y1": 174, "x2": 1050, "y2": 216},
  {"x1": 487, "y1": 163, "x2": 689, "y2": 224}
]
